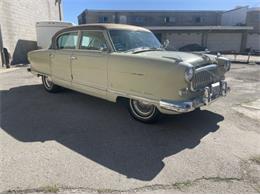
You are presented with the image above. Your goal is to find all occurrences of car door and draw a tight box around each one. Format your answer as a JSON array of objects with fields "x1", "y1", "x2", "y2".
[
  {"x1": 50, "y1": 31, "x2": 79, "y2": 87},
  {"x1": 71, "y1": 30, "x2": 109, "y2": 97}
]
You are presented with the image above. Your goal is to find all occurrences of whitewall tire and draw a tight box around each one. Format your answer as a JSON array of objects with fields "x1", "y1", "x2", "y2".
[
  {"x1": 42, "y1": 76, "x2": 60, "y2": 93},
  {"x1": 128, "y1": 99, "x2": 160, "y2": 123}
]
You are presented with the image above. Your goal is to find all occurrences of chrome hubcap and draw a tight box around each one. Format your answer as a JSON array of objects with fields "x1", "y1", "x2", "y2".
[
  {"x1": 131, "y1": 99, "x2": 155, "y2": 117},
  {"x1": 44, "y1": 76, "x2": 53, "y2": 89}
]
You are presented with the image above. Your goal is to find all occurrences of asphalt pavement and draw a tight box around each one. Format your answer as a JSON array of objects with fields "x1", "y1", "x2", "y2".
[{"x1": 0, "y1": 63, "x2": 260, "y2": 193}]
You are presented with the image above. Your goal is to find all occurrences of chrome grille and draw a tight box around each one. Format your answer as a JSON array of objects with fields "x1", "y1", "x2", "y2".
[{"x1": 192, "y1": 68, "x2": 220, "y2": 90}]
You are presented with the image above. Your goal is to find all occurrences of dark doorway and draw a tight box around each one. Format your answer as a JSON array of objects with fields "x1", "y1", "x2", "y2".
[{"x1": 11, "y1": 39, "x2": 37, "y2": 65}]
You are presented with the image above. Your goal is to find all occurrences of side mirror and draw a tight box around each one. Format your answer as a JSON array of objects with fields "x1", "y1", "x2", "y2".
[
  {"x1": 162, "y1": 39, "x2": 170, "y2": 49},
  {"x1": 100, "y1": 47, "x2": 107, "y2": 52},
  {"x1": 205, "y1": 48, "x2": 210, "y2": 53},
  {"x1": 99, "y1": 44, "x2": 108, "y2": 52}
]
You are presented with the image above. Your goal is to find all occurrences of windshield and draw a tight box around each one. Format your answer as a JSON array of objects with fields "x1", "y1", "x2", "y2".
[{"x1": 109, "y1": 30, "x2": 161, "y2": 52}]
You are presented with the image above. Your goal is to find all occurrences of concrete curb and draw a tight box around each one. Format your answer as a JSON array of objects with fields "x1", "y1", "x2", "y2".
[
  {"x1": 230, "y1": 61, "x2": 260, "y2": 65},
  {"x1": 0, "y1": 67, "x2": 20, "y2": 73}
]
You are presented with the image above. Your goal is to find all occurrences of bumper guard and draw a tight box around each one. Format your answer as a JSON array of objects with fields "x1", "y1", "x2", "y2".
[{"x1": 160, "y1": 80, "x2": 230, "y2": 113}]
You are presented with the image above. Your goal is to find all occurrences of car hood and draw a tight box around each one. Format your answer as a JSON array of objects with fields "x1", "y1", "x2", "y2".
[{"x1": 134, "y1": 50, "x2": 213, "y2": 67}]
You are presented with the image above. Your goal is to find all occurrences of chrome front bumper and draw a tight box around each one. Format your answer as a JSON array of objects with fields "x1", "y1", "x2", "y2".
[{"x1": 159, "y1": 80, "x2": 230, "y2": 114}]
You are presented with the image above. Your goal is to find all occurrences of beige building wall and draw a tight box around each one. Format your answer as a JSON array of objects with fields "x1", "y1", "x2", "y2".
[
  {"x1": 160, "y1": 31, "x2": 246, "y2": 52},
  {"x1": 247, "y1": 34, "x2": 260, "y2": 51},
  {"x1": 0, "y1": 0, "x2": 61, "y2": 64},
  {"x1": 207, "y1": 33, "x2": 242, "y2": 52}
]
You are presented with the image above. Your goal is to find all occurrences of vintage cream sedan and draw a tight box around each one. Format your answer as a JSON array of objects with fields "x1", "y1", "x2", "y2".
[{"x1": 28, "y1": 24, "x2": 230, "y2": 123}]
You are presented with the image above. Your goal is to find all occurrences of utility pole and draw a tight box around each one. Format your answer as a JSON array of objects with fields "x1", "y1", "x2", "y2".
[{"x1": 55, "y1": 0, "x2": 62, "y2": 21}]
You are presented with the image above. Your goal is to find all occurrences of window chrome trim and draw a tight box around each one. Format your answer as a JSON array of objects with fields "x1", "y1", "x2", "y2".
[
  {"x1": 106, "y1": 30, "x2": 117, "y2": 52},
  {"x1": 55, "y1": 30, "x2": 80, "y2": 50}
]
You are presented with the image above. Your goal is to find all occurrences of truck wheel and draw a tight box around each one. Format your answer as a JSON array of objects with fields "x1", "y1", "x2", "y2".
[
  {"x1": 42, "y1": 76, "x2": 60, "y2": 93},
  {"x1": 128, "y1": 99, "x2": 160, "y2": 123}
]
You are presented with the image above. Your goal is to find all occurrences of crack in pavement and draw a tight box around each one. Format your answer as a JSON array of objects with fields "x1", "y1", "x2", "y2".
[
  {"x1": 2, "y1": 151, "x2": 259, "y2": 194},
  {"x1": 2, "y1": 176, "x2": 245, "y2": 194}
]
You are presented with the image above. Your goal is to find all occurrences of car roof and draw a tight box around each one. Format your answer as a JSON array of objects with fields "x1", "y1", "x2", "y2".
[
  {"x1": 58, "y1": 23, "x2": 150, "y2": 33},
  {"x1": 51, "y1": 23, "x2": 150, "y2": 49}
]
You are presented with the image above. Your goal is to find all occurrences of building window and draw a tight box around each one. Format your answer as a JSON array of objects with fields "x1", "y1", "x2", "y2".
[
  {"x1": 134, "y1": 17, "x2": 145, "y2": 24},
  {"x1": 78, "y1": 18, "x2": 82, "y2": 24},
  {"x1": 119, "y1": 15, "x2": 127, "y2": 24},
  {"x1": 164, "y1": 16, "x2": 176, "y2": 23},
  {"x1": 194, "y1": 16, "x2": 203, "y2": 23},
  {"x1": 98, "y1": 16, "x2": 109, "y2": 23},
  {"x1": 79, "y1": 14, "x2": 86, "y2": 24}
]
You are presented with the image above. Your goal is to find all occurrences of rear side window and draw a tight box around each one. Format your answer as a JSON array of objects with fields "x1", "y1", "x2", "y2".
[{"x1": 57, "y1": 32, "x2": 78, "y2": 49}]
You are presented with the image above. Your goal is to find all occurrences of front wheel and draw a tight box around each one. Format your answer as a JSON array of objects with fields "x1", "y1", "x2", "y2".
[
  {"x1": 128, "y1": 99, "x2": 160, "y2": 123},
  {"x1": 42, "y1": 76, "x2": 60, "y2": 93}
]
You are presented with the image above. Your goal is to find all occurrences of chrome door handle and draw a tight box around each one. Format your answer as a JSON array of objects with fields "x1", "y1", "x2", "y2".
[
  {"x1": 71, "y1": 56, "x2": 77, "y2": 60},
  {"x1": 49, "y1": 54, "x2": 54, "y2": 58}
]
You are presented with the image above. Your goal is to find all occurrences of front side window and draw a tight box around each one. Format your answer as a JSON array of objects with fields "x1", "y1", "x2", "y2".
[
  {"x1": 57, "y1": 32, "x2": 78, "y2": 49},
  {"x1": 109, "y1": 30, "x2": 161, "y2": 52},
  {"x1": 80, "y1": 31, "x2": 108, "y2": 51}
]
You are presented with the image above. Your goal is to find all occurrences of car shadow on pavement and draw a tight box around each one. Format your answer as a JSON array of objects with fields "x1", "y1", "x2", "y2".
[{"x1": 1, "y1": 84, "x2": 224, "y2": 181}]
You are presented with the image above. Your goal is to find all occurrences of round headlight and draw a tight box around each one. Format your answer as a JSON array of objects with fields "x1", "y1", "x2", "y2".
[
  {"x1": 185, "y1": 67, "x2": 194, "y2": 82},
  {"x1": 224, "y1": 60, "x2": 231, "y2": 71}
]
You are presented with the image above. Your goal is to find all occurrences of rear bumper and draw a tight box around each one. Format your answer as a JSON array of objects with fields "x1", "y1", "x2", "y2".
[{"x1": 159, "y1": 80, "x2": 230, "y2": 114}]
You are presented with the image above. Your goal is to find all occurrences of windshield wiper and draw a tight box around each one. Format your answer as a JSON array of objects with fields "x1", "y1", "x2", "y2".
[{"x1": 124, "y1": 47, "x2": 164, "y2": 54}]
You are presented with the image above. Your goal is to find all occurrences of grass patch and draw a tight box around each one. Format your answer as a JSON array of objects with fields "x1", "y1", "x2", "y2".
[
  {"x1": 173, "y1": 181, "x2": 193, "y2": 190},
  {"x1": 40, "y1": 185, "x2": 59, "y2": 193},
  {"x1": 255, "y1": 185, "x2": 260, "y2": 194},
  {"x1": 96, "y1": 189, "x2": 118, "y2": 194},
  {"x1": 251, "y1": 156, "x2": 260, "y2": 165},
  {"x1": 3, "y1": 186, "x2": 59, "y2": 194}
]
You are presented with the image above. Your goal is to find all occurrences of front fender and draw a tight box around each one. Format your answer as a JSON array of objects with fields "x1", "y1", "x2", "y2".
[{"x1": 108, "y1": 53, "x2": 188, "y2": 101}]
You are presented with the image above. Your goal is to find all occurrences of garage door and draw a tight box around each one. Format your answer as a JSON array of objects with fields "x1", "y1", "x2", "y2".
[
  {"x1": 166, "y1": 33, "x2": 202, "y2": 50},
  {"x1": 247, "y1": 34, "x2": 260, "y2": 51},
  {"x1": 207, "y1": 33, "x2": 242, "y2": 52}
]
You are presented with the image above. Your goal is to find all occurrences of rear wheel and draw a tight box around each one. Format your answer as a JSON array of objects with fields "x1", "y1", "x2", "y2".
[
  {"x1": 42, "y1": 76, "x2": 60, "y2": 93},
  {"x1": 128, "y1": 99, "x2": 160, "y2": 123}
]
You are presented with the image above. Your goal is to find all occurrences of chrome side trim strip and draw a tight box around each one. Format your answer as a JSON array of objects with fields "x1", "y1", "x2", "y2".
[{"x1": 107, "y1": 89, "x2": 159, "y2": 105}]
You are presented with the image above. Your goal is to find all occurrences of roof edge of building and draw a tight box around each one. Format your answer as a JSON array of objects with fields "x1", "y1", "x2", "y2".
[
  {"x1": 82, "y1": 9, "x2": 224, "y2": 13},
  {"x1": 146, "y1": 26, "x2": 254, "y2": 31},
  {"x1": 222, "y1": 6, "x2": 249, "y2": 13}
]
